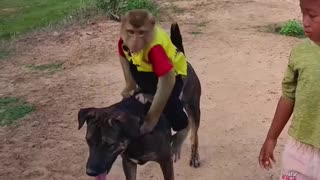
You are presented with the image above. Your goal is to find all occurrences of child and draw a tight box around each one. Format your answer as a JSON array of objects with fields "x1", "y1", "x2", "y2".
[{"x1": 258, "y1": 0, "x2": 320, "y2": 179}]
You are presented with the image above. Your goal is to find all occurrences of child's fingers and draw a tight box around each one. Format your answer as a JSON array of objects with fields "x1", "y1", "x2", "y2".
[
  {"x1": 258, "y1": 151, "x2": 265, "y2": 168},
  {"x1": 259, "y1": 151, "x2": 269, "y2": 169},
  {"x1": 262, "y1": 153, "x2": 274, "y2": 170},
  {"x1": 270, "y1": 153, "x2": 276, "y2": 163}
]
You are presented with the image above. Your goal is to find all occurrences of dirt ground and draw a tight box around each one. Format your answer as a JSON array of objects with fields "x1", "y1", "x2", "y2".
[{"x1": 0, "y1": 0, "x2": 303, "y2": 179}]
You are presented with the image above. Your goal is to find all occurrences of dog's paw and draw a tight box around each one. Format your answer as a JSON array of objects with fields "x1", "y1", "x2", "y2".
[
  {"x1": 171, "y1": 135, "x2": 183, "y2": 162},
  {"x1": 172, "y1": 143, "x2": 182, "y2": 162},
  {"x1": 189, "y1": 155, "x2": 200, "y2": 168},
  {"x1": 189, "y1": 145, "x2": 200, "y2": 168}
]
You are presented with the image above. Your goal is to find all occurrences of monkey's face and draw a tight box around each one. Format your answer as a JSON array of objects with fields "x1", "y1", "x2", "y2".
[
  {"x1": 120, "y1": 9, "x2": 156, "y2": 53},
  {"x1": 122, "y1": 23, "x2": 155, "y2": 53}
]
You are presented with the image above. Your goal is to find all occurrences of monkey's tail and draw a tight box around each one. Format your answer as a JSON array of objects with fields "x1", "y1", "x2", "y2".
[{"x1": 170, "y1": 22, "x2": 185, "y2": 54}]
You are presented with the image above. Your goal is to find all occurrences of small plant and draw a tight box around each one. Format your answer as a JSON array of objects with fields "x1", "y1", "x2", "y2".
[
  {"x1": 26, "y1": 62, "x2": 63, "y2": 72},
  {"x1": 0, "y1": 50, "x2": 10, "y2": 60},
  {"x1": 171, "y1": 5, "x2": 185, "y2": 14},
  {"x1": 96, "y1": 0, "x2": 127, "y2": 18},
  {"x1": 279, "y1": 20, "x2": 305, "y2": 38},
  {"x1": 0, "y1": 97, "x2": 35, "y2": 126},
  {"x1": 126, "y1": 0, "x2": 159, "y2": 16},
  {"x1": 190, "y1": 30, "x2": 202, "y2": 35},
  {"x1": 198, "y1": 21, "x2": 209, "y2": 27},
  {"x1": 96, "y1": 0, "x2": 160, "y2": 20}
]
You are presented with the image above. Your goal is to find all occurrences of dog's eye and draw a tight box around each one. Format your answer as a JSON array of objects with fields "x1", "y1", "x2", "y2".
[{"x1": 102, "y1": 137, "x2": 115, "y2": 146}]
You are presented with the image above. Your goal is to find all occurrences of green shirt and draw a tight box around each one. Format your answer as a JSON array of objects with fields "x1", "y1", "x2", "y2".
[{"x1": 282, "y1": 39, "x2": 320, "y2": 149}]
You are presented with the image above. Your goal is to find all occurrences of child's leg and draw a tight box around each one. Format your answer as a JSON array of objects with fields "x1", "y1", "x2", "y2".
[
  {"x1": 163, "y1": 76, "x2": 188, "y2": 131},
  {"x1": 316, "y1": 147, "x2": 320, "y2": 180},
  {"x1": 280, "y1": 136, "x2": 318, "y2": 180}
]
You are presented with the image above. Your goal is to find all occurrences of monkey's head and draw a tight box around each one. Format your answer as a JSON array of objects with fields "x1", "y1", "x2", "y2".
[{"x1": 120, "y1": 9, "x2": 155, "y2": 53}]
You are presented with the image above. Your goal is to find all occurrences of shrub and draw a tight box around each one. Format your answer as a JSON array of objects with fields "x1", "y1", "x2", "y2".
[
  {"x1": 96, "y1": 0, "x2": 159, "y2": 20},
  {"x1": 279, "y1": 20, "x2": 305, "y2": 38}
]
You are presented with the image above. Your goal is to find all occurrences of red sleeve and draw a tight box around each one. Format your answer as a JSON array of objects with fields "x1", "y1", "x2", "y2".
[
  {"x1": 118, "y1": 38, "x2": 125, "y2": 57},
  {"x1": 148, "y1": 45, "x2": 173, "y2": 77}
]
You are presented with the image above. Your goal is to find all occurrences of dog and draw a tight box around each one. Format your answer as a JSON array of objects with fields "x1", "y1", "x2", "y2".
[{"x1": 77, "y1": 22, "x2": 202, "y2": 180}]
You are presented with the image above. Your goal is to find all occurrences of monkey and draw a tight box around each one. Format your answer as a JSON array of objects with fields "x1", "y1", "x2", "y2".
[{"x1": 117, "y1": 9, "x2": 189, "y2": 134}]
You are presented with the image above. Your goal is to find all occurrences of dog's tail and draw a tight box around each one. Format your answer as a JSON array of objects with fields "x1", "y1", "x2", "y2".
[{"x1": 170, "y1": 22, "x2": 185, "y2": 54}]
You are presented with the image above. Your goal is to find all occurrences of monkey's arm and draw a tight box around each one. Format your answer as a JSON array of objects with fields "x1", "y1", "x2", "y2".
[
  {"x1": 141, "y1": 45, "x2": 176, "y2": 130},
  {"x1": 145, "y1": 68, "x2": 176, "y2": 125},
  {"x1": 119, "y1": 56, "x2": 137, "y2": 97}
]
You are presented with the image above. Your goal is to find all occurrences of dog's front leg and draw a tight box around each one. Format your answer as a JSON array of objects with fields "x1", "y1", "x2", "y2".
[
  {"x1": 159, "y1": 157, "x2": 174, "y2": 180},
  {"x1": 122, "y1": 158, "x2": 137, "y2": 180}
]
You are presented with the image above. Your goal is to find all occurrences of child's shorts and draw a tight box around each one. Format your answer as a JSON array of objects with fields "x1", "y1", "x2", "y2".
[{"x1": 280, "y1": 136, "x2": 320, "y2": 180}]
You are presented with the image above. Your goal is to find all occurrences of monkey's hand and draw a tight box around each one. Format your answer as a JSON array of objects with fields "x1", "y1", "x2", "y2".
[
  {"x1": 119, "y1": 55, "x2": 137, "y2": 99},
  {"x1": 140, "y1": 69, "x2": 176, "y2": 134},
  {"x1": 121, "y1": 85, "x2": 136, "y2": 99},
  {"x1": 140, "y1": 113, "x2": 159, "y2": 134}
]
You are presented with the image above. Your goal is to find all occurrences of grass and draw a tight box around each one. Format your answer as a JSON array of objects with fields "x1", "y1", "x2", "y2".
[
  {"x1": 0, "y1": 0, "x2": 94, "y2": 40},
  {"x1": 26, "y1": 62, "x2": 64, "y2": 72},
  {"x1": 96, "y1": 0, "x2": 160, "y2": 20},
  {"x1": 198, "y1": 21, "x2": 209, "y2": 27},
  {"x1": 189, "y1": 21, "x2": 209, "y2": 35},
  {"x1": 263, "y1": 19, "x2": 306, "y2": 38},
  {"x1": 0, "y1": 49, "x2": 10, "y2": 60},
  {"x1": 190, "y1": 30, "x2": 202, "y2": 35},
  {"x1": 279, "y1": 19, "x2": 305, "y2": 38},
  {"x1": 0, "y1": 97, "x2": 35, "y2": 126},
  {"x1": 171, "y1": 5, "x2": 185, "y2": 14}
]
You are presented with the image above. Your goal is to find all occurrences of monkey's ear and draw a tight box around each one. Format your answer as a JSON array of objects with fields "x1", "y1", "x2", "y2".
[
  {"x1": 78, "y1": 108, "x2": 97, "y2": 130},
  {"x1": 149, "y1": 15, "x2": 156, "y2": 26},
  {"x1": 120, "y1": 15, "x2": 125, "y2": 23}
]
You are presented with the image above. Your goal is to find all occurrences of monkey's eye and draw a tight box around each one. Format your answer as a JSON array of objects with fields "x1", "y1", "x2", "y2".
[
  {"x1": 127, "y1": 30, "x2": 134, "y2": 35},
  {"x1": 138, "y1": 30, "x2": 145, "y2": 36}
]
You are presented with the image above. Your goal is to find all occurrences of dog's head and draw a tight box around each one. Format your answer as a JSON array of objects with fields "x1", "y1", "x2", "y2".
[{"x1": 78, "y1": 106, "x2": 142, "y2": 176}]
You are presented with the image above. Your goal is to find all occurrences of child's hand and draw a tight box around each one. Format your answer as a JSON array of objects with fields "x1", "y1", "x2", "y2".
[{"x1": 259, "y1": 138, "x2": 277, "y2": 170}]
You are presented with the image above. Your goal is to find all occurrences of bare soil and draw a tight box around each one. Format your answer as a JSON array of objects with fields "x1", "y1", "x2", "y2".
[{"x1": 0, "y1": 0, "x2": 303, "y2": 179}]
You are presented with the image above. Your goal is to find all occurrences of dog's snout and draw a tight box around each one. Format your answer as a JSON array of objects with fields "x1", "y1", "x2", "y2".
[{"x1": 86, "y1": 168, "x2": 100, "y2": 177}]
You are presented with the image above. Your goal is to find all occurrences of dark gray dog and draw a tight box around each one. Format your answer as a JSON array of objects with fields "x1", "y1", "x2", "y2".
[{"x1": 78, "y1": 23, "x2": 201, "y2": 180}]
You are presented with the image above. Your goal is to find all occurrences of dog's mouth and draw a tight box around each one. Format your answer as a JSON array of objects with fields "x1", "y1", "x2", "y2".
[
  {"x1": 95, "y1": 173, "x2": 107, "y2": 180},
  {"x1": 88, "y1": 141, "x2": 129, "y2": 178}
]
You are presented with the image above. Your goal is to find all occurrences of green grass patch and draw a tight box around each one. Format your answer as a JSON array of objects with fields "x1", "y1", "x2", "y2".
[
  {"x1": 197, "y1": 21, "x2": 209, "y2": 27},
  {"x1": 190, "y1": 30, "x2": 202, "y2": 35},
  {"x1": 263, "y1": 20, "x2": 306, "y2": 38},
  {"x1": 0, "y1": 97, "x2": 35, "y2": 126},
  {"x1": 26, "y1": 62, "x2": 64, "y2": 72},
  {"x1": 0, "y1": 49, "x2": 10, "y2": 60},
  {"x1": 171, "y1": 5, "x2": 185, "y2": 14},
  {"x1": 0, "y1": 0, "x2": 94, "y2": 40},
  {"x1": 96, "y1": 0, "x2": 160, "y2": 20},
  {"x1": 279, "y1": 19, "x2": 305, "y2": 38}
]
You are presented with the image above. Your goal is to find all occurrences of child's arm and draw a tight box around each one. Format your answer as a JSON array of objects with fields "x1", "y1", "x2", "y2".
[
  {"x1": 265, "y1": 97, "x2": 294, "y2": 140},
  {"x1": 259, "y1": 52, "x2": 297, "y2": 170},
  {"x1": 259, "y1": 96, "x2": 294, "y2": 170}
]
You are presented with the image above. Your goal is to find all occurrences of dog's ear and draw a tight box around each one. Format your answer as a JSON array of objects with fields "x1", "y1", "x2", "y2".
[
  {"x1": 78, "y1": 108, "x2": 97, "y2": 130},
  {"x1": 120, "y1": 115, "x2": 142, "y2": 138}
]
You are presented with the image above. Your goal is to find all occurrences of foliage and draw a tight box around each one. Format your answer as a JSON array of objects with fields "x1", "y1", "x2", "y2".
[
  {"x1": 0, "y1": 0, "x2": 94, "y2": 40},
  {"x1": 0, "y1": 97, "x2": 35, "y2": 126},
  {"x1": 279, "y1": 20, "x2": 305, "y2": 38},
  {"x1": 96, "y1": 0, "x2": 159, "y2": 20},
  {"x1": 26, "y1": 62, "x2": 63, "y2": 72}
]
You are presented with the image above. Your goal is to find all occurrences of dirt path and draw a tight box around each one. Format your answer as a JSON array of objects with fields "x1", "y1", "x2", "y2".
[{"x1": 0, "y1": 0, "x2": 303, "y2": 179}]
